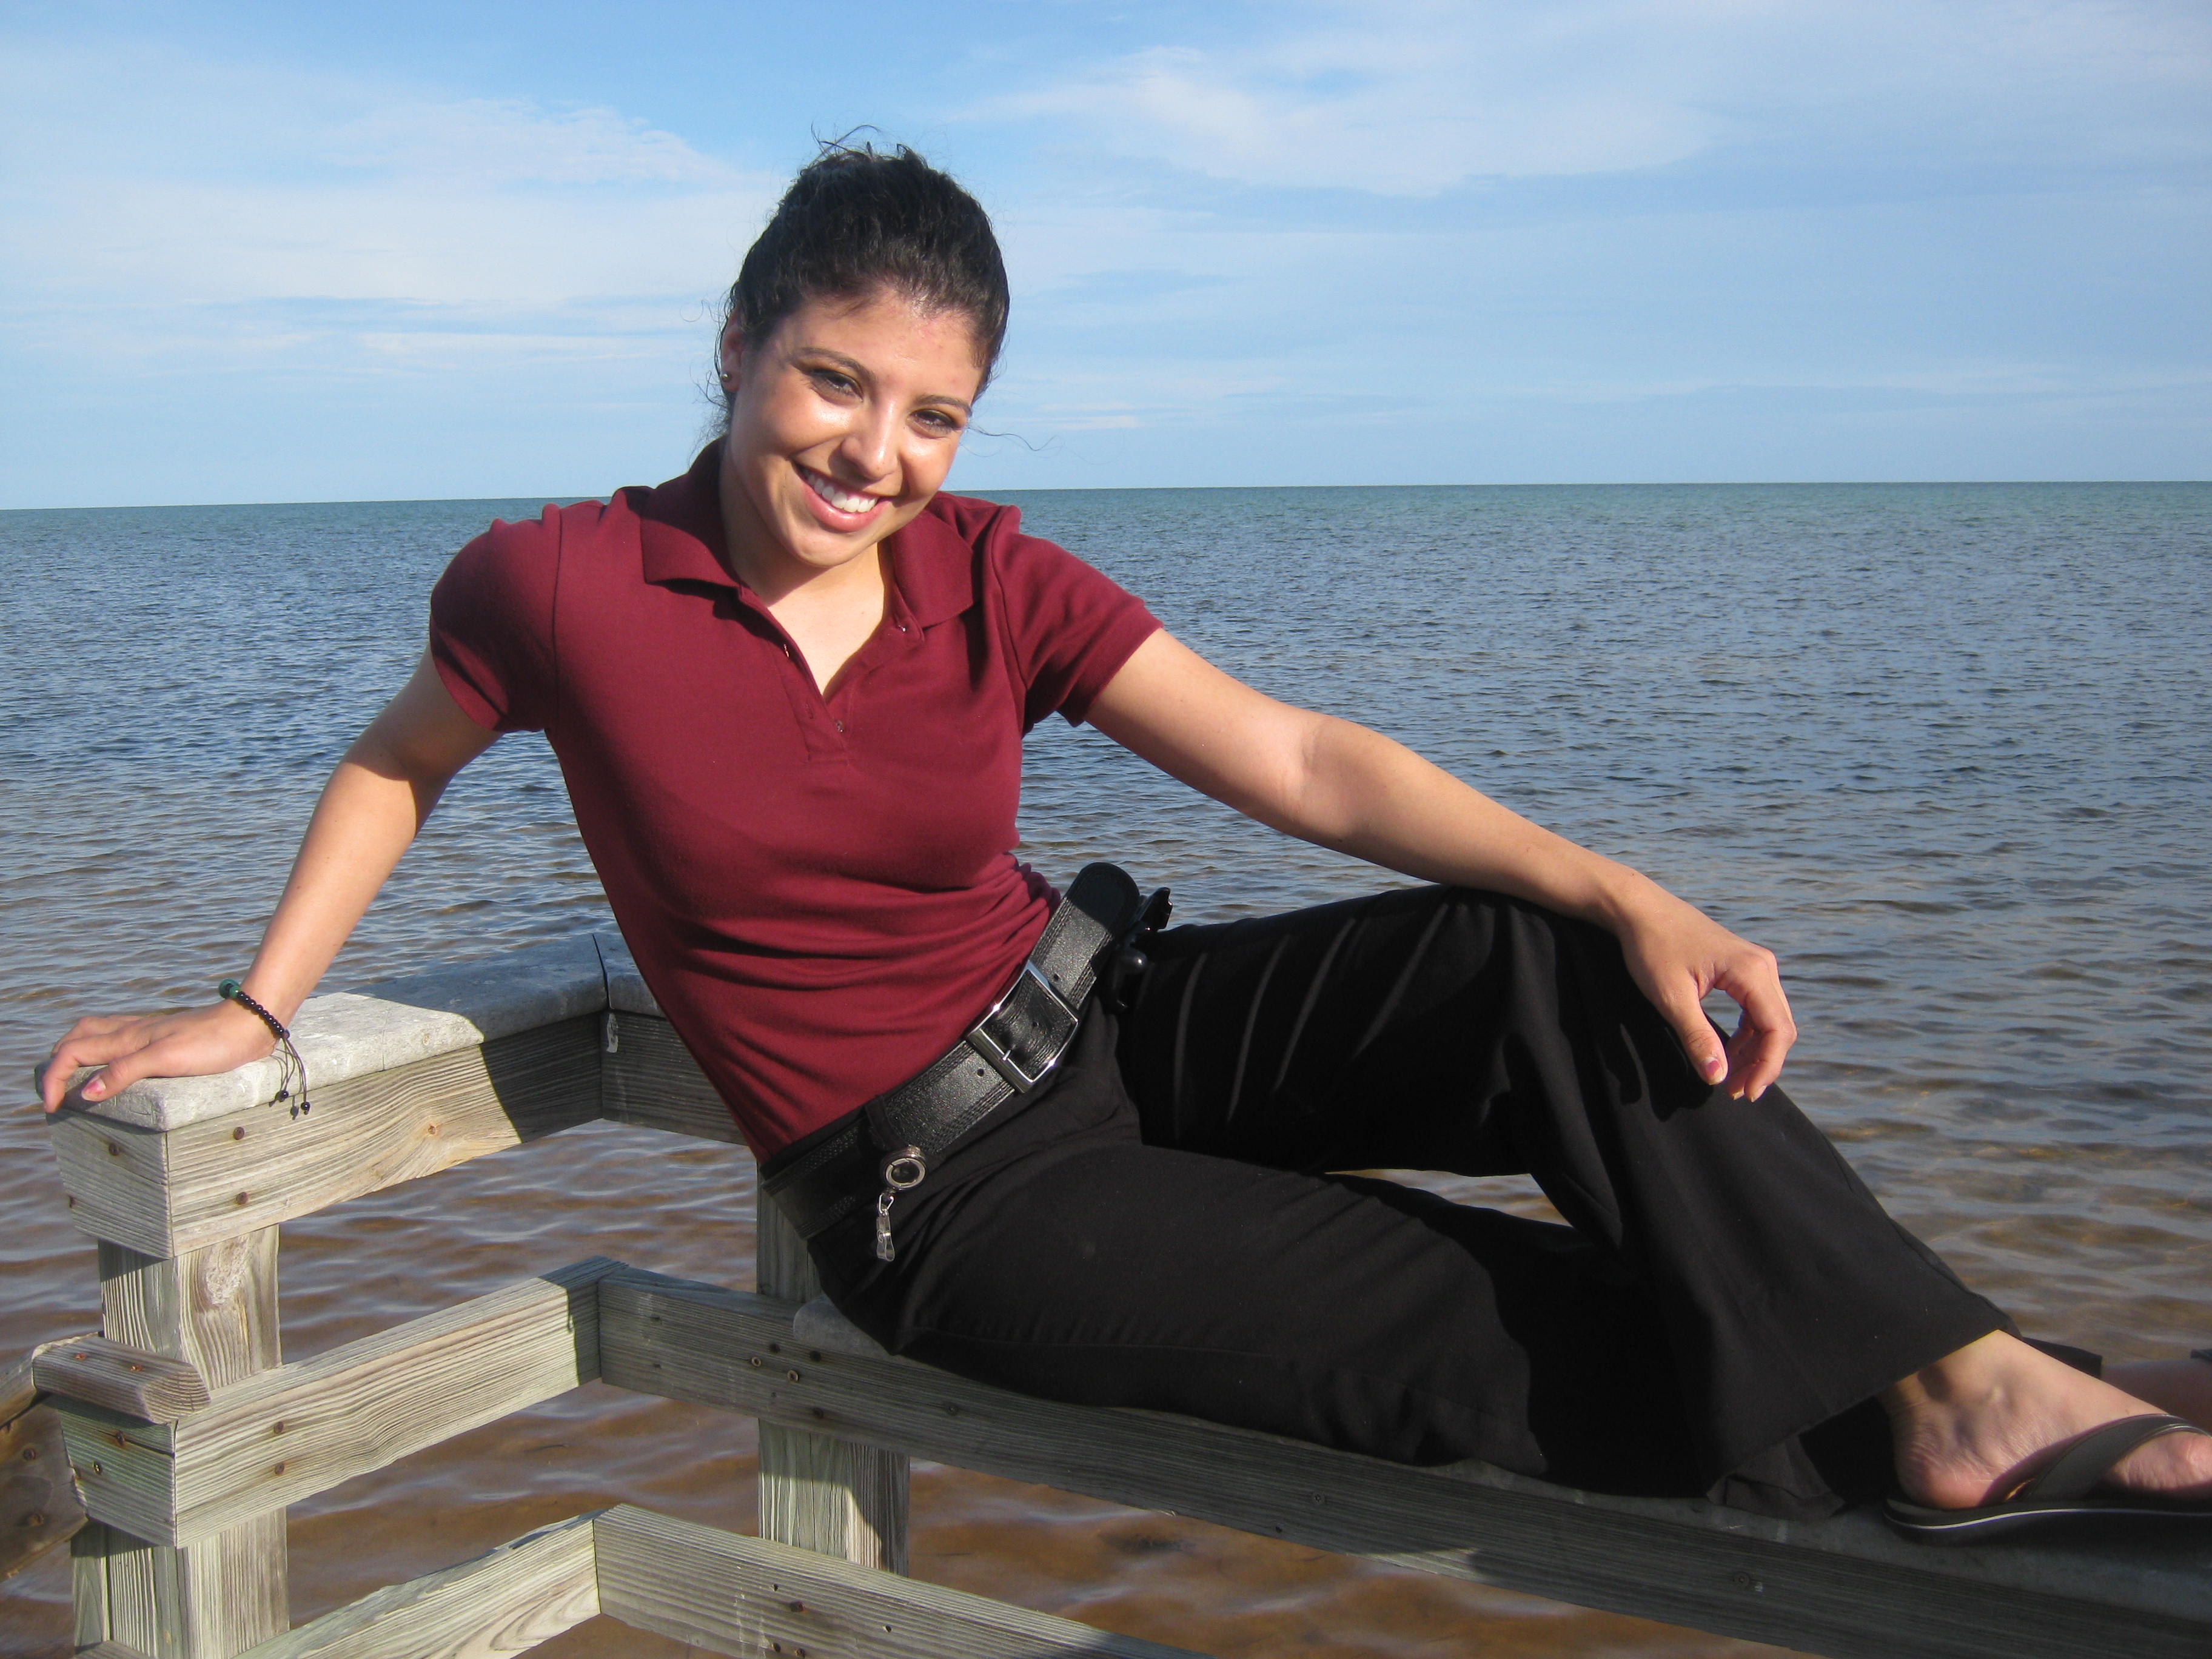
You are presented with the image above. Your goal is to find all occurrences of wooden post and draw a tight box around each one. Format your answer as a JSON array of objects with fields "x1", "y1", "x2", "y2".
[
  {"x1": 73, "y1": 1229, "x2": 288, "y2": 1657},
  {"x1": 754, "y1": 1198, "x2": 909, "y2": 1573}
]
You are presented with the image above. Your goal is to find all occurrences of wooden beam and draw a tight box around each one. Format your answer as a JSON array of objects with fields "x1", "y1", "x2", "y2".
[
  {"x1": 599, "y1": 1011, "x2": 742, "y2": 1144},
  {"x1": 50, "y1": 936, "x2": 611, "y2": 1133},
  {"x1": 754, "y1": 1198, "x2": 909, "y2": 1576},
  {"x1": 79, "y1": 1230, "x2": 289, "y2": 1659},
  {"x1": 36, "y1": 1336, "x2": 212, "y2": 1423},
  {"x1": 230, "y1": 1510, "x2": 600, "y2": 1659},
  {"x1": 50, "y1": 1017, "x2": 603, "y2": 1259},
  {"x1": 1, "y1": 1342, "x2": 46, "y2": 1426},
  {"x1": 596, "y1": 1269, "x2": 2212, "y2": 1659},
  {"x1": 62, "y1": 1258, "x2": 618, "y2": 1548},
  {"x1": 0, "y1": 1401, "x2": 89, "y2": 1581},
  {"x1": 594, "y1": 1504, "x2": 1200, "y2": 1659}
]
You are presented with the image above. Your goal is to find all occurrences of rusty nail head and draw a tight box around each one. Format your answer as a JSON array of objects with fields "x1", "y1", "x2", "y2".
[
  {"x1": 786, "y1": 1369, "x2": 800, "y2": 1382},
  {"x1": 234, "y1": 1191, "x2": 250, "y2": 1205}
]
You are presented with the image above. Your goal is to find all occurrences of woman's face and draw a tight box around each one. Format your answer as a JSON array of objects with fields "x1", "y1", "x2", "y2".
[{"x1": 717, "y1": 287, "x2": 986, "y2": 594}]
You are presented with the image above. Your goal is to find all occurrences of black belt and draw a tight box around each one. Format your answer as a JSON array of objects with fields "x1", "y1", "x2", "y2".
[{"x1": 763, "y1": 863, "x2": 1166, "y2": 1260}]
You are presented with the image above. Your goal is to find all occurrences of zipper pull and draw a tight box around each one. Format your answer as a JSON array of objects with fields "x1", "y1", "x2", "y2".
[{"x1": 873, "y1": 1145, "x2": 928, "y2": 1262}]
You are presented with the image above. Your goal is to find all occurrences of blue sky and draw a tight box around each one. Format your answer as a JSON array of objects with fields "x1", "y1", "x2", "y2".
[{"x1": 2, "y1": 0, "x2": 2206, "y2": 506}]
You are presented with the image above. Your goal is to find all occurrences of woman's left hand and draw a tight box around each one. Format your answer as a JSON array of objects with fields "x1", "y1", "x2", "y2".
[{"x1": 1610, "y1": 885, "x2": 1797, "y2": 1101}]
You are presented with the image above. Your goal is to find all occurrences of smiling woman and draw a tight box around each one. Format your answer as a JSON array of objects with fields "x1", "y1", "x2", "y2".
[{"x1": 37, "y1": 139, "x2": 2212, "y2": 1550}]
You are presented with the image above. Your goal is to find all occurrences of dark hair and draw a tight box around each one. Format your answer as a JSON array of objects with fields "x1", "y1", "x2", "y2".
[{"x1": 719, "y1": 141, "x2": 1008, "y2": 418}]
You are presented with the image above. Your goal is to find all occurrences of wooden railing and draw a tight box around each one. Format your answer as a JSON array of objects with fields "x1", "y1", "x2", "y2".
[{"x1": 17, "y1": 933, "x2": 2212, "y2": 1659}]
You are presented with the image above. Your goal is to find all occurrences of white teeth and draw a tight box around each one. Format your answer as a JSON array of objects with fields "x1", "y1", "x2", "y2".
[{"x1": 805, "y1": 469, "x2": 879, "y2": 514}]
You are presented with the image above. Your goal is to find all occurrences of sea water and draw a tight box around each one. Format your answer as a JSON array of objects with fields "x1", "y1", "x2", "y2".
[{"x1": 3, "y1": 482, "x2": 2207, "y2": 1657}]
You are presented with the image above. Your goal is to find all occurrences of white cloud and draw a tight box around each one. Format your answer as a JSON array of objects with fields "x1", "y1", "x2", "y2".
[
  {"x1": 0, "y1": 42, "x2": 778, "y2": 365},
  {"x1": 971, "y1": 0, "x2": 2212, "y2": 195},
  {"x1": 327, "y1": 99, "x2": 735, "y2": 188}
]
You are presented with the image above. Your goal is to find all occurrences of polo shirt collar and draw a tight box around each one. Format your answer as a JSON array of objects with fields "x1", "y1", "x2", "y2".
[{"x1": 635, "y1": 441, "x2": 977, "y2": 631}]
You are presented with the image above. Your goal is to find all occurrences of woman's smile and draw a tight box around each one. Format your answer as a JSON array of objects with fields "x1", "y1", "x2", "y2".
[{"x1": 796, "y1": 462, "x2": 891, "y2": 528}]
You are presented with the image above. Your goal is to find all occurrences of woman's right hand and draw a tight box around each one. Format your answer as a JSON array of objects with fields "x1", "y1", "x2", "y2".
[{"x1": 38, "y1": 999, "x2": 278, "y2": 1114}]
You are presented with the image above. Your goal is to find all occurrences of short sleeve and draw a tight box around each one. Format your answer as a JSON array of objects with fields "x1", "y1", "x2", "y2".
[
  {"x1": 985, "y1": 509, "x2": 1162, "y2": 730},
  {"x1": 427, "y1": 508, "x2": 562, "y2": 734}
]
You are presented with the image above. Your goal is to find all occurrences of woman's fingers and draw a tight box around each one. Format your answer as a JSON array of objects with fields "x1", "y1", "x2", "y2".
[
  {"x1": 39, "y1": 1024, "x2": 151, "y2": 1112},
  {"x1": 1650, "y1": 979, "x2": 1731, "y2": 1086},
  {"x1": 1715, "y1": 948, "x2": 1796, "y2": 1101}
]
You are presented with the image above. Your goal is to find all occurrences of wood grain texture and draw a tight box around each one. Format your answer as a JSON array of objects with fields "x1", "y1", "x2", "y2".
[
  {"x1": 64, "y1": 1258, "x2": 618, "y2": 1547},
  {"x1": 594, "y1": 1504, "x2": 1199, "y2": 1659},
  {"x1": 597, "y1": 1269, "x2": 2212, "y2": 1659},
  {"x1": 230, "y1": 1510, "x2": 600, "y2": 1659},
  {"x1": 599, "y1": 1014, "x2": 742, "y2": 1145},
  {"x1": 1, "y1": 1341, "x2": 49, "y2": 1426},
  {"x1": 92, "y1": 1513, "x2": 290, "y2": 1659},
  {"x1": 755, "y1": 1200, "x2": 908, "y2": 1576},
  {"x1": 102, "y1": 1235, "x2": 281, "y2": 1393},
  {"x1": 37, "y1": 1336, "x2": 212, "y2": 1423},
  {"x1": 83, "y1": 1233, "x2": 289, "y2": 1659},
  {"x1": 0, "y1": 1401, "x2": 89, "y2": 1581},
  {"x1": 52, "y1": 1018, "x2": 603, "y2": 1258}
]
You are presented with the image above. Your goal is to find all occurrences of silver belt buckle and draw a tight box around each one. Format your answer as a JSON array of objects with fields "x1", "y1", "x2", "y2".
[{"x1": 965, "y1": 961, "x2": 1076, "y2": 1093}]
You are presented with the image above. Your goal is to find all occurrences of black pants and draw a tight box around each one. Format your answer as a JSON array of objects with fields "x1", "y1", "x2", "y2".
[{"x1": 802, "y1": 886, "x2": 2014, "y2": 1519}]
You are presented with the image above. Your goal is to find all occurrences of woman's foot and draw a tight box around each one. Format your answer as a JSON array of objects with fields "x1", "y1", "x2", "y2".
[{"x1": 1883, "y1": 1331, "x2": 2212, "y2": 1510}]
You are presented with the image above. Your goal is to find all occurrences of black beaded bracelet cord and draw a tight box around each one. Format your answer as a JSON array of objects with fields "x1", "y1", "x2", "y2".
[{"x1": 218, "y1": 979, "x2": 311, "y2": 1114}]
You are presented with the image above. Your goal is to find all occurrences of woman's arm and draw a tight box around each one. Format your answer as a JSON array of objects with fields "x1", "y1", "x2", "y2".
[
  {"x1": 1085, "y1": 631, "x2": 1797, "y2": 1100},
  {"x1": 36, "y1": 652, "x2": 498, "y2": 1112}
]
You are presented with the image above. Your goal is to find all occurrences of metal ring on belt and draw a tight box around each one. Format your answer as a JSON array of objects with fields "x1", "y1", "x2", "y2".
[{"x1": 762, "y1": 863, "x2": 1163, "y2": 1247}]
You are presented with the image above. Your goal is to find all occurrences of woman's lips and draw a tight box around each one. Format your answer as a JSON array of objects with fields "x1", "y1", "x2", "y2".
[{"x1": 798, "y1": 464, "x2": 890, "y2": 529}]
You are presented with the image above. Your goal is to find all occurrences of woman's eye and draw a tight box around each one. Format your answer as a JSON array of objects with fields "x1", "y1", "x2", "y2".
[
  {"x1": 914, "y1": 408, "x2": 962, "y2": 436},
  {"x1": 810, "y1": 369, "x2": 857, "y2": 396}
]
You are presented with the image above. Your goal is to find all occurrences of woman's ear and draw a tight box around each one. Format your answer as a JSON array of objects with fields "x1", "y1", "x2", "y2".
[{"x1": 717, "y1": 317, "x2": 746, "y2": 390}]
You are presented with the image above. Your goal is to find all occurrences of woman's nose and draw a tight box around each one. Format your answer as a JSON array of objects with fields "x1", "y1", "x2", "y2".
[{"x1": 839, "y1": 407, "x2": 899, "y2": 484}]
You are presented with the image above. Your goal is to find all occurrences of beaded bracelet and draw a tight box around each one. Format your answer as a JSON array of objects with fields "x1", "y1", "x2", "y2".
[{"x1": 218, "y1": 979, "x2": 312, "y2": 1116}]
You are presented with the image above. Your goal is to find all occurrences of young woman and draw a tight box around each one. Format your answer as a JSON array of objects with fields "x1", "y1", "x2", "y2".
[{"x1": 39, "y1": 143, "x2": 2212, "y2": 1540}]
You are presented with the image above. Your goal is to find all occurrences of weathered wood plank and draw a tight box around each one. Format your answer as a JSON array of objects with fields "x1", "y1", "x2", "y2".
[
  {"x1": 1, "y1": 1342, "x2": 47, "y2": 1426},
  {"x1": 75, "y1": 1522, "x2": 119, "y2": 1647},
  {"x1": 62, "y1": 1258, "x2": 618, "y2": 1547},
  {"x1": 51, "y1": 1018, "x2": 603, "y2": 1258},
  {"x1": 594, "y1": 1504, "x2": 1199, "y2": 1659},
  {"x1": 0, "y1": 1401, "x2": 89, "y2": 1581},
  {"x1": 37, "y1": 1335, "x2": 212, "y2": 1423},
  {"x1": 756, "y1": 1199, "x2": 909, "y2": 1576},
  {"x1": 50, "y1": 937, "x2": 610, "y2": 1133},
  {"x1": 232, "y1": 1510, "x2": 600, "y2": 1659},
  {"x1": 598, "y1": 1012, "x2": 742, "y2": 1144},
  {"x1": 597, "y1": 1269, "x2": 2212, "y2": 1659},
  {"x1": 84, "y1": 1232, "x2": 288, "y2": 1659}
]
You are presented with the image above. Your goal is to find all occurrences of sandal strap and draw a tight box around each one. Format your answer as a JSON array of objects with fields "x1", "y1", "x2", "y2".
[{"x1": 2014, "y1": 1414, "x2": 2201, "y2": 1504}]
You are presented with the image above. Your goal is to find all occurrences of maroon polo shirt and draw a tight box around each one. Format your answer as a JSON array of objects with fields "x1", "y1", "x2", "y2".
[{"x1": 429, "y1": 444, "x2": 1160, "y2": 1159}]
